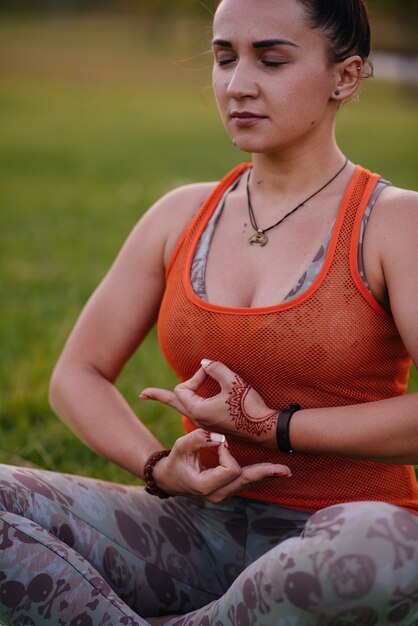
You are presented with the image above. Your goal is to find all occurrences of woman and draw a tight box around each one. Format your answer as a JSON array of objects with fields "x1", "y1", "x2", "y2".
[{"x1": 1, "y1": 0, "x2": 417, "y2": 624}]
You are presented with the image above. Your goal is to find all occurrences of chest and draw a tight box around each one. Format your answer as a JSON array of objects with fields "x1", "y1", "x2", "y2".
[{"x1": 204, "y1": 192, "x2": 339, "y2": 308}]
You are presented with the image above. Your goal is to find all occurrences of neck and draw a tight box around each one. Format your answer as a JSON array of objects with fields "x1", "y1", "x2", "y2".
[{"x1": 249, "y1": 138, "x2": 347, "y2": 203}]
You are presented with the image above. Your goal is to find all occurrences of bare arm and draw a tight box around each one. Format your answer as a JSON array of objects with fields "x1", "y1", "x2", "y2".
[
  {"x1": 49, "y1": 183, "x2": 213, "y2": 478},
  {"x1": 50, "y1": 182, "x2": 291, "y2": 496}
]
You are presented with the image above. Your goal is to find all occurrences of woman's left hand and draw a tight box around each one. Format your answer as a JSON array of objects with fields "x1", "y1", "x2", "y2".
[{"x1": 140, "y1": 359, "x2": 278, "y2": 445}]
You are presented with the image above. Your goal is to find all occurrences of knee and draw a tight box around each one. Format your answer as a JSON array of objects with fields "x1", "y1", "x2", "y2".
[
  {"x1": 256, "y1": 502, "x2": 418, "y2": 620},
  {"x1": 302, "y1": 501, "x2": 418, "y2": 575},
  {"x1": 302, "y1": 502, "x2": 418, "y2": 612},
  {"x1": 0, "y1": 464, "x2": 23, "y2": 514},
  {"x1": 304, "y1": 501, "x2": 418, "y2": 552},
  {"x1": 0, "y1": 465, "x2": 61, "y2": 517}
]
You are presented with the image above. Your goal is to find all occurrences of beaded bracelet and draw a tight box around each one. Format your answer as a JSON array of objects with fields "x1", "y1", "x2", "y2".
[
  {"x1": 143, "y1": 449, "x2": 172, "y2": 499},
  {"x1": 276, "y1": 403, "x2": 301, "y2": 453}
]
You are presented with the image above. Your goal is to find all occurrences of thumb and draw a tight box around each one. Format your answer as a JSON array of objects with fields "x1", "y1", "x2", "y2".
[{"x1": 140, "y1": 387, "x2": 186, "y2": 414}]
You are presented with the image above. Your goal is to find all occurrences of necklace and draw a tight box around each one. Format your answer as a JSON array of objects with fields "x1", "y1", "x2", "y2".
[{"x1": 246, "y1": 158, "x2": 349, "y2": 246}]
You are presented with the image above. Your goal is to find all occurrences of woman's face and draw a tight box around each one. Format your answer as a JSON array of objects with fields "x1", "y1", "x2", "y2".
[{"x1": 212, "y1": 0, "x2": 338, "y2": 156}]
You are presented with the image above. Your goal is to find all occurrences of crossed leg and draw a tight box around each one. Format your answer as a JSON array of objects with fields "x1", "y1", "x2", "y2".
[
  {"x1": 1, "y1": 464, "x2": 418, "y2": 626},
  {"x1": 0, "y1": 464, "x2": 222, "y2": 624},
  {"x1": 167, "y1": 501, "x2": 418, "y2": 626}
]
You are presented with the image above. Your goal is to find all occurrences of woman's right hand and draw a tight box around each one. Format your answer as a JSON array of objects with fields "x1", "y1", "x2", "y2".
[{"x1": 151, "y1": 429, "x2": 291, "y2": 503}]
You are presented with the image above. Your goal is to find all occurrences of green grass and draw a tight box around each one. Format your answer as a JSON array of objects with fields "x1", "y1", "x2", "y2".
[{"x1": 1, "y1": 16, "x2": 417, "y2": 483}]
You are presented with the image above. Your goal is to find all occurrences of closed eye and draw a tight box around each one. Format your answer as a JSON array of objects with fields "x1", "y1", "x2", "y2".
[
  {"x1": 262, "y1": 60, "x2": 289, "y2": 67},
  {"x1": 217, "y1": 58, "x2": 236, "y2": 66},
  {"x1": 216, "y1": 58, "x2": 288, "y2": 68}
]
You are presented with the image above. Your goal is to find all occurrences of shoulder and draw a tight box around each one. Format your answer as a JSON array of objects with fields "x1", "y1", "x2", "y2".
[
  {"x1": 369, "y1": 184, "x2": 418, "y2": 290},
  {"x1": 376, "y1": 184, "x2": 418, "y2": 271},
  {"x1": 374, "y1": 184, "x2": 418, "y2": 213},
  {"x1": 360, "y1": 183, "x2": 418, "y2": 311},
  {"x1": 129, "y1": 181, "x2": 218, "y2": 267},
  {"x1": 161, "y1": 182, "x2": 219, "y2": 266},
  {"x1": 369, "y1": 184, "x2": 418, "y2": 245},
  {"x1": 373, "y1": 185, "x2": 418, "y2": 353},
  {"x1": 152, "y1": 181, "x2": 218, "y2": 216},
  {"x1": 133, "y1": 163, "x2": 250, "y2": 266}
]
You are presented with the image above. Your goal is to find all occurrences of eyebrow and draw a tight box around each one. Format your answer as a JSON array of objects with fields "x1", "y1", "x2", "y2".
[
  {"x1": 253, "y1": 38, "x2": 298, "y2": 49},
  {"x1": 211, "y1": 38, "x2": 299, "y2": 49}
]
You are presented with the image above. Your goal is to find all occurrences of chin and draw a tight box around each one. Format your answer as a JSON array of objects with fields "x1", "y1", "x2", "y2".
[
  {"x1": 227, "y1": 127, "x2": 284, "y2": 153},
  {"x1": 227, "y1": 132, "x2": 260, "y2": 151},
  {"x1": 230, "y1": 137, "x2": 278, "y2": 155}
]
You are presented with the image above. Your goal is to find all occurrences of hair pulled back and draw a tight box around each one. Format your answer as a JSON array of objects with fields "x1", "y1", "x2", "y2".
[
  {"x1": 216, "y1": 0, "x2": 373, "y2": 73},
  {"x1": 297, "y1": 0, "x2": 372, "y2": 68}
]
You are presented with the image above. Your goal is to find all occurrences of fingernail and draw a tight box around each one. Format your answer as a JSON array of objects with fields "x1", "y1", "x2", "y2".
[
  {"x1": 200, "y1": 359, "x2": 213, "y2": 368},
  {"x1": 139, "y1": 393, "x2": 149, "y2": 400},
  {"x1": 271, "y1": 470, "x2": 292, "y2": 477},
  {"x1": 210, "y1": 432, "x2": 225, "y2": 443}
]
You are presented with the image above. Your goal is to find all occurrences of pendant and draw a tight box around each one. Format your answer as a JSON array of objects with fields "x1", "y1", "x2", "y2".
[{"x1": 249, "y1": 230, "x2": 268, "y2": 246}]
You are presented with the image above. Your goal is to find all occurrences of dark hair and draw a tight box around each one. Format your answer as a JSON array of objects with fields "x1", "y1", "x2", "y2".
[
  {"x1": 296, "y1": 0, "x2": 372, "y2": 69},
  {"x1": 216, "y1": 0, "x2": 373, "y2": 73}
]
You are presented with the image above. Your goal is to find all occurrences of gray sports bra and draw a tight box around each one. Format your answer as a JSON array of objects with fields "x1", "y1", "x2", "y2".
[{"x1": 191, "y1": 171, "x2": 390, "y2": 303}]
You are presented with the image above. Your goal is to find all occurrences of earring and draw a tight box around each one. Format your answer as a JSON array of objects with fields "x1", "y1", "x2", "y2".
[{"x1": 334, "y1": 90, "x2": 341, "y2": 96}]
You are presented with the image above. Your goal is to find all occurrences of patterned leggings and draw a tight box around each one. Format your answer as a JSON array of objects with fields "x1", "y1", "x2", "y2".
[{"x1": 0, "y1": 464, "x2": 418, "y2": 626}]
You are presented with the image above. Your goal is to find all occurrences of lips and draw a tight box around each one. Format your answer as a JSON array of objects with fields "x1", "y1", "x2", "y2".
[
  {"x1": 230, "y1": 111, "x2": 267, "y2": 127},
  {"x1": 231, "y1": 111, "x2": 266, "y2": 119}
]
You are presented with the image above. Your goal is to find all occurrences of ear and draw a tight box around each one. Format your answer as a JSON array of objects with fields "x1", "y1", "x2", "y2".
[{"x1": 331, "y1": 55, "x2": 363, "y2": 102}]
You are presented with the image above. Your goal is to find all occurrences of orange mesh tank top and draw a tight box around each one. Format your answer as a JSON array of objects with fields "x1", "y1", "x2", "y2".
[{"x1": 158, "y1": 163, "x2": 418, "y2": 515}]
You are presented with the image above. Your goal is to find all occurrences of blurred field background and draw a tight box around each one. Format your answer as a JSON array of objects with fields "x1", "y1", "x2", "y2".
[{"x1": 1, "y1": 1, "x2": 417, "y2": 483}]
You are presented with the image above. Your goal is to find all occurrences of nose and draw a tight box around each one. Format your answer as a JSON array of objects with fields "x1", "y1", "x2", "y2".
[{"x1": 226, "y1": 62, "x2": 258, "y2": 99}]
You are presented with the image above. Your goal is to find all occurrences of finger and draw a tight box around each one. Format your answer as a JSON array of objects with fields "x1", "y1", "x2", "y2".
[
  {"x1": 175, "y1": 367, "x2": 207, "y2": 393},
  {"x1": 240, "y1": 462, "x2": 292, "y2": 480},
  {"x1": 205, "y1": 461, "x2": 292, "y2": 503},
  {"x1": 140, "y1": 387, "x2": 187, "y2": 414},
  {"x1": 173, "y1": 428, "x2": 227, "y2": 455},
  {"x1": 200, "y1": 359, "x2": 239, "y2": 391},
  {"x1": 170, "y1": 435, "x2": 243, "y2": 494},
  {"x1": 168, "y1": 430, "x2": 229, "y2": 481},
  {"x1": 197, "y1": 443, "x2": 244, "y2": 492},
  {"x1": 215, "y1": 445, "x2": 291, "y2": 481},
  {"x1": 174, "y1": 368, "x2": 221, "y2": 413}
]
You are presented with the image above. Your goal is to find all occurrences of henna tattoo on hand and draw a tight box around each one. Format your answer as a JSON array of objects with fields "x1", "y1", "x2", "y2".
[{"x1": 225, "y1": 375, "x2": 278, "y2": 437}]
